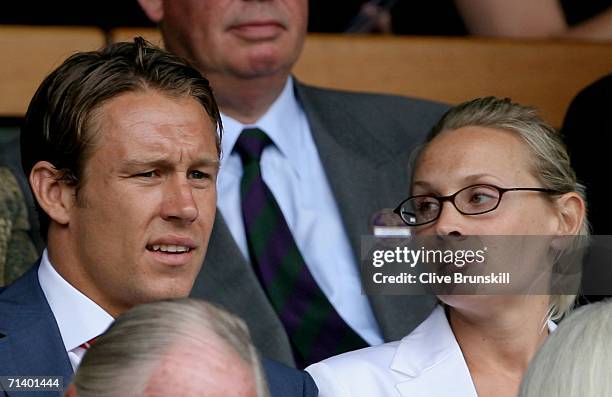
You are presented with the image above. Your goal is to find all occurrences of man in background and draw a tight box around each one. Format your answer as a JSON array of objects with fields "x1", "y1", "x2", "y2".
[{"x1": 138, "y1": 0, "x2": 446, "y2": 368}]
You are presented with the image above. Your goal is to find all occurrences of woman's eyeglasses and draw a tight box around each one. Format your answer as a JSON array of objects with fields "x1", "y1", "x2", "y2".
[{"x1": 394, "y1": 184, "x2": 560, "y2": 227}]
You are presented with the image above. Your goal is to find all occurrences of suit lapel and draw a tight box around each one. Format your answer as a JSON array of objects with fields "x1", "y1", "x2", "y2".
[
  {"x1": 0, "y1": 265, "x2": 73, "y2": 396},
  {"x1": 192, "y1": 213, "x2": 295, "y2": 366},
  {"x1": 395, "y1": 358, "x2": 478, "y2": 397},
  {"x1": 391, "y1": 307, "x2": 478, "y2": 397}
]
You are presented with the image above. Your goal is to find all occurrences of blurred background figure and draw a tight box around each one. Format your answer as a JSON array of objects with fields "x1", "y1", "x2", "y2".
[
  {"x1": 65, "y1": 299, "x2": 270, "y2": 397},
  {"x1": 0, "y1": 166, "x2": 38, "y2": 285},
  {"x1": 455, "y1": 0, "x2": 612, "y2": 40},
  {"x1": 1, "y1": 0, "x2": 610, "y2": 41},
  {"x1": 562, "y1": 74, "x2": 612, "y2": 305},
  {"x1": 0, "y1": 130, "x2": 41, "y2": 287},
  {"x1": 562, "y1": 74, "x2": 612, "y2": 236},
  {"x1": 312, "y1": 0, "x2": 612, "y2": 40},
  {"x1": 519, "y1": 299, "x2": 612, "y2": 397},
  {"x1": 344, "y1": 0, "x2": 397, "y2": 34}
]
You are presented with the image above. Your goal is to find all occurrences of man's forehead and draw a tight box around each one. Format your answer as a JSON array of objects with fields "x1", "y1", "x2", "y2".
[
  {"x1": 89, "y1": 91, "x2": 218, "y2": 156},
  {"x1": 96, "y1": 91, "x2": 211, "y2": 129}
]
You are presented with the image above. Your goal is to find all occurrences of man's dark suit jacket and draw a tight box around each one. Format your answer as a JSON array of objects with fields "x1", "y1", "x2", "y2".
[
  {"x1": 191, "y1": 81, "x2": 449, "y2": 366},
  {"x1": 0, "y1": 265, "x2": 318, "y2": 397}
]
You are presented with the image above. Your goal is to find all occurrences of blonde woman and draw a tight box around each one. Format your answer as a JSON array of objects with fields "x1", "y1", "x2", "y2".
[{"x1": 307, "y1": 97, "x2": 587, "y2": 397}]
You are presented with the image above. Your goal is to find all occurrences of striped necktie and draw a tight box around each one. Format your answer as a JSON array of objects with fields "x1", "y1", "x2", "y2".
[
  {"x1": 79, "y1": 337, "x2": 97, "y2": 350},
  {"x1": 235, "y1": 128, "x2": 367, "y2": 368}
]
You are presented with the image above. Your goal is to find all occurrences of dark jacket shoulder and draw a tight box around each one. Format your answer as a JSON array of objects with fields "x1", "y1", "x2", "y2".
[
  {"x1": 294, "y1": 81, "x2": 449, "y2": 156},
  {"x1": 263, "y1": 358, "x2": 318, "y2": 397},
  {"x1": 295, "y1": 82, "x2": 448, "y2": 123}
]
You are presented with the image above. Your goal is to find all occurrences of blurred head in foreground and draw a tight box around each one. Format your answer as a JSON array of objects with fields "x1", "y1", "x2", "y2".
[
  {"x1": 519, "y1": 299, "x2": 612, "y2": 397},
  {"x1": 65, "y1": 298, "x2": 270, "y2": 397}
]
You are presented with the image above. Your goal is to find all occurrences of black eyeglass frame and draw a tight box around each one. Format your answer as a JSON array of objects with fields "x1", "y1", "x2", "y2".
[{"x1": 393, "y1": 184, "x2": 561, "y2": 227}]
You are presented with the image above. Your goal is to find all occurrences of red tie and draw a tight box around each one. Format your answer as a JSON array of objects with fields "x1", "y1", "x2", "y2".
[{"x1": 79, "y1": 337, "x2": 97, "y2": 350}]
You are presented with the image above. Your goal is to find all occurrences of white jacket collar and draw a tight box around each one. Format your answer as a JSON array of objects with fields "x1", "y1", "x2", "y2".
[{"x1": 391, "y1": 306, "x2": 478, "y2": 396}]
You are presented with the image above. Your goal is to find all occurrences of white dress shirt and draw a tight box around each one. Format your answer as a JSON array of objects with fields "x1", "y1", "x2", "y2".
[
  {"x1": 306, "y1": 305, "x2": 557, "y2": 397},
  {"x1": 38, "y1": 250, "x2": 114, "y2": 371},
  {"x1": 217, "y1": 77, "x2": 383, "y2": 345}
]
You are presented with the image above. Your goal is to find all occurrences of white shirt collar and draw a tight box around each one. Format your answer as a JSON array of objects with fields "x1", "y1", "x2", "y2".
[
  {"x1": 38, "y1": 249, "x2": 114, "y2": 353},
  {"x1": 220, "y1": 76, "x2": 308, "y2": 178}
]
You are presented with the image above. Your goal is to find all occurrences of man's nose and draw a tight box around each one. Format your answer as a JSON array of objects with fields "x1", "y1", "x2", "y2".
[{"x1": 160, "y1": 177, "x2": 199, "y2": 223}]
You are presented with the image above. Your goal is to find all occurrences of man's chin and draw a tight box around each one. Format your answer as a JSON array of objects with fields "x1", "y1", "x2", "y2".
[
  {"x1": 135, "y1": 269, "x2": 202, "y2": 299},
  {"x1": 228, "y1": 47, "x2": 295, "y2": 78},
  {"x1": 133, "y1": 285, "x2": 194, "y2": 306}
]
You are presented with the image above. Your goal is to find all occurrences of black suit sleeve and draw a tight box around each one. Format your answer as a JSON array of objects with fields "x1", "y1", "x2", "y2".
[{"x1": 263, "y1": 358, "x2": 319, "y2": 397}]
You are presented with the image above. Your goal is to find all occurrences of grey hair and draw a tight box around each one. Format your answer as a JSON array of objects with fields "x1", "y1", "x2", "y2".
[
  {"x1": 72, "y1": 298, "x2": 270, "y2": 397},
  {"x1": 411, "y1": 97, "x2": 589, "y2": 320},
  {"x1": 519, "y1": 300, "x2": 612, "y2": 397}
]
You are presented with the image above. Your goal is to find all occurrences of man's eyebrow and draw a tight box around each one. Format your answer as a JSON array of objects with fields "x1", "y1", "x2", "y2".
[
  {"x1": 120, "y1": 157, "x2": 220, "y2": 168},
  {"x1": 191, "y1": 158, "x2": 221, "y2": 168}
]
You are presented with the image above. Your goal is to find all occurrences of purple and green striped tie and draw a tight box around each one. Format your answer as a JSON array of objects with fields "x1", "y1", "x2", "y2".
[{"x1": 235, "y1": 128, "x2": 368, "y2": 368}]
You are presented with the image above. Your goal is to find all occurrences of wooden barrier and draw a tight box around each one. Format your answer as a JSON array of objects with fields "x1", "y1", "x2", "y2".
[
  {"x1": 0, "y1": 26, "x2": 106, "y2": 117},
  {"x1": 4, "y1": 26, "x2": 612, "y2": 127},
  {"x1": 294, "y1": 35, "x2": 612, "y2": 127},
  {"x1": 110, "y1": 27, "x2": 162, "y2": 46}
]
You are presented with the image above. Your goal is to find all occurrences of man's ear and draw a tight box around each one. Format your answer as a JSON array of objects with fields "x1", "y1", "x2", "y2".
[
  {"x1": 64, "y1": 384, "x2": 78, "y2": 397},
  {"x1": 137, "y1": 0, "x2": 164, "y2": 23},
  {"x1": 29, "y1": 161, "x2": 76, "y2": 226},
  {"x1": 555, "y1": 192, "x2": 586, "y2": 235}
]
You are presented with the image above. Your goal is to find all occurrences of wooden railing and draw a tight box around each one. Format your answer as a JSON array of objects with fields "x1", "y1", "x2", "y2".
[
  {"x1": 0, "y1": 26, "x2": 106, "y2": 117},
  {"x1": 2, "y1": 26, "x2": 612, "y2": 127}
]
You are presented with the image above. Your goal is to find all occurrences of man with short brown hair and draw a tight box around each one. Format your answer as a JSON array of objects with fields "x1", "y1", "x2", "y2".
[{"x1": 0, "y1": 38, "x2": 316, "y2": 397}]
